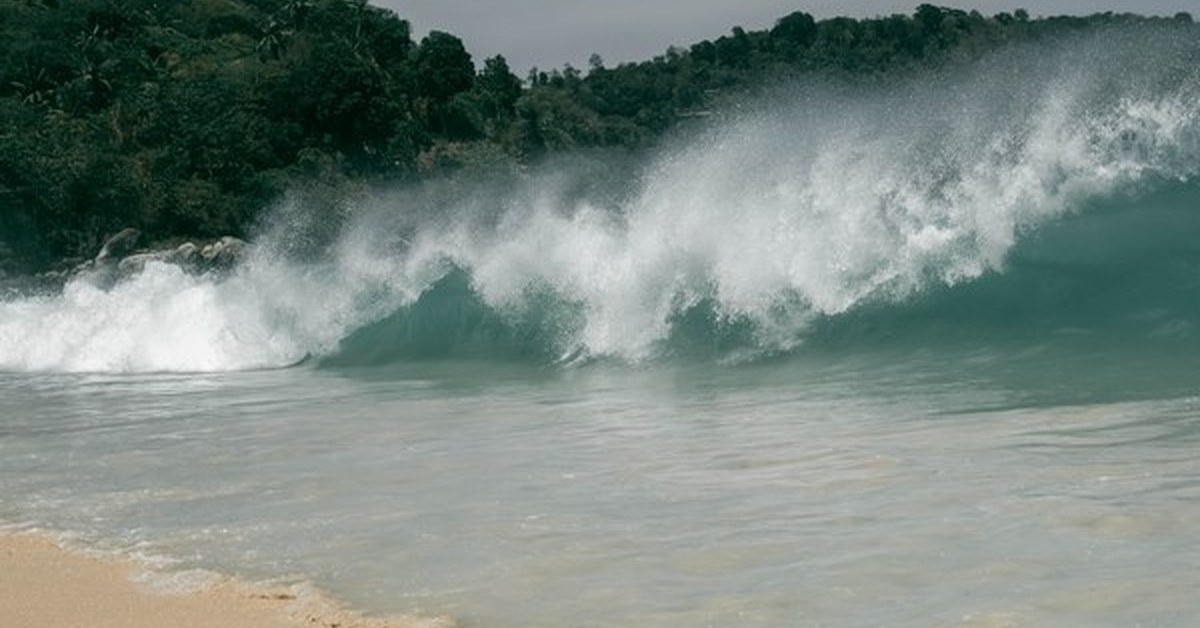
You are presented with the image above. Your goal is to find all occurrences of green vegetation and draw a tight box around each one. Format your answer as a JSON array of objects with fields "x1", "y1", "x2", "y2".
[{"x1": 0, "y1": 1, "x2": 1193, "y2": 272}]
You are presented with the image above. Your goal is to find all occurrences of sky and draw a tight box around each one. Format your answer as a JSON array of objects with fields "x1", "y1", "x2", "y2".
[{"x1": 375, "y1": 1, "x2": 1200, "y2": 73}]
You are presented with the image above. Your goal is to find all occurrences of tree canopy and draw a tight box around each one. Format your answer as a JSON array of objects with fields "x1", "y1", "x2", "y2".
[{"x1": 0, "y1": 1, "x2": 1192, "y2": 273}]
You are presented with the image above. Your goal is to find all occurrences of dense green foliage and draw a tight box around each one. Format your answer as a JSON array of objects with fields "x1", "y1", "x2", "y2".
[{"x1": 0, "y1": 1, "x2": 1193, "y2": 271}]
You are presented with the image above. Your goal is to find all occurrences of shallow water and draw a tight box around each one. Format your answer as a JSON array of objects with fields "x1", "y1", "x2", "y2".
[
  {"x1": 3, "y1": 348, "x2": 1199, "y2": 627},
  {"x1": 4, "y1": 23, "x2": 1200, "y2": 627}
]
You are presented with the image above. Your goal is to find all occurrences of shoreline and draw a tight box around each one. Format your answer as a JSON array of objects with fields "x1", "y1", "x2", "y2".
[{"x1": 0, "y1": 530, "x2": 453, "y2": 628}]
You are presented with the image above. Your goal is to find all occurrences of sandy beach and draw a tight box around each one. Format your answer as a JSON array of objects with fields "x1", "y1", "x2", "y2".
[{"x1": 0, "y1": 532, "x2": 452, "y2": 628}]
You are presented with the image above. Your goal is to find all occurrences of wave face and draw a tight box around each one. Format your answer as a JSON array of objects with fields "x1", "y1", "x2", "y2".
[{"x1": 2, "y1": 25, "x2": 1200, "y2": 373}]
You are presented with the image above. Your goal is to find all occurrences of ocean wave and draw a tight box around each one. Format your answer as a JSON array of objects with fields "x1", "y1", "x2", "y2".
[{"x1": 2, "y1": 26, "x2": 1199, "y2": 372}]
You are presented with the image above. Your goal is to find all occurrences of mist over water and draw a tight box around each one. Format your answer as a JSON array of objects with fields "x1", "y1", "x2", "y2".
[{"x1": 2, "y1": 25, "x2": 1200, "y2": 372}]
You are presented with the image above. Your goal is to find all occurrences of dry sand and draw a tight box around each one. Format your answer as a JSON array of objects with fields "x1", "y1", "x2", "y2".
[{"x1": 0, "y1": 532, "x2": 454, "y2": 628}]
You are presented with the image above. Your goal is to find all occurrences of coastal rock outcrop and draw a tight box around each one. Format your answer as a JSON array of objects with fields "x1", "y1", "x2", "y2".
[
  {"x1": 94, "y1": 228, "x2": 141, "y2": 265},
  {"x1": 200, "y1": 236, "x2": 247, "y2": 272},
  {"x1": 35, "y1": 229, "x2": 251, "y2": 291},
  {"x1": 116, "y1": 242, "x2": 201, "y2": 276}
]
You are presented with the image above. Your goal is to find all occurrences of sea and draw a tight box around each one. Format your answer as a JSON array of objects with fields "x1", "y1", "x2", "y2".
[{"x1": 3, "y1": 24, "x2": 1200, "y2": 627}]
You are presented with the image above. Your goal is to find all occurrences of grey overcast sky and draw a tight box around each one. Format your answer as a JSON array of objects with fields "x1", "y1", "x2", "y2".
[{"x1": 374, "y1": 1, "x2": 1200, "y2": 73}]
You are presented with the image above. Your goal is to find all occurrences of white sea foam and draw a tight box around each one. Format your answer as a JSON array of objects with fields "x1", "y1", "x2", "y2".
[{"x1": 2, "y1": 29, "x2": 1198, "y2": 372}]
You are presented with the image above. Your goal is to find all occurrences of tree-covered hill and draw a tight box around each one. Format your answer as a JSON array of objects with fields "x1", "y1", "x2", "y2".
[{"x1": 0, "y1": 0, "x2": 1193, "y2": 273}]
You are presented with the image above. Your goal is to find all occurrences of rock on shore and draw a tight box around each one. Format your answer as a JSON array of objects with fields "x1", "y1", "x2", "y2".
[{"x1": 38, "y1": 229, "x2": 250, "y2": 290}]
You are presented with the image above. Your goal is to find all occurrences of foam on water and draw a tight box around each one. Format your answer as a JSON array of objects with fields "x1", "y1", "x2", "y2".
[{"x1": 2, "y1": 25, "x2": 1199, "y2": 372}]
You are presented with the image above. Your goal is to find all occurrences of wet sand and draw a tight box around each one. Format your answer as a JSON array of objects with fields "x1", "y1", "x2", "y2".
[{"x1": 0, "y1": 532, "x2": 453, "y2": 628}]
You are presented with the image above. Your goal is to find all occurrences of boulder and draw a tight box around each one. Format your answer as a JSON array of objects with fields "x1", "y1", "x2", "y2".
[
  {"x1": 48, "y1": 229, "x2": 250, "y2": 289},
  {"x1": 94, "y1": 228, "x2": 141, "y2": 265},
  {"x1": 173, "y1": 242, "x2": 200, "y2": 266},
  {"x1": 199, "y1": 236, "x2": 247, "y2": 271},
  {"x1": 116, "y1": 242, "x2": 203, "y2": 277}
]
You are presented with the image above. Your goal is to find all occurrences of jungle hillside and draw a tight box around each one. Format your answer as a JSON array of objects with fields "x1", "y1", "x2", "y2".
[{"x1": 0, "y1": 0, "x2": 1194, "y2": 273}]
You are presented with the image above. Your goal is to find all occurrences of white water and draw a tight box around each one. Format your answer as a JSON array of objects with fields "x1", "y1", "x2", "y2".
[
  {"x1": 1, "y1": 27, "x2": 1198, "y2": 372},
  {"x1": 2, "y1": 24, "x2": 1200, "y2": 628}
]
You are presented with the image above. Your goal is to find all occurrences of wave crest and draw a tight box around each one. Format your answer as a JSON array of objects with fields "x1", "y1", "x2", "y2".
[{"x1": 3, "y1": 26, "x2": 1199, "y2": 372}]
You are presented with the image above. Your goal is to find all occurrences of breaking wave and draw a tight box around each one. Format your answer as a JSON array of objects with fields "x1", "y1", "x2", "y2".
[{"x1": 2, "y1": 25, "x2": 1199, "y2": 373}]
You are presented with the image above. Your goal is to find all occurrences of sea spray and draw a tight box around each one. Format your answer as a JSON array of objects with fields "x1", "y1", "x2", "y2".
[
  {"x1": 1, "y1": 25, "x2": 1199, "y2": 372},
  {"x1": 374, "y1": 26, "x2": 1200, "y2": 361}
]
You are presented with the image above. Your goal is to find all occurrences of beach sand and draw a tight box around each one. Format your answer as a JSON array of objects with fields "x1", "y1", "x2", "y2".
[{"x1": 0, "y1": 532, "x2": 453, "y2": 628}]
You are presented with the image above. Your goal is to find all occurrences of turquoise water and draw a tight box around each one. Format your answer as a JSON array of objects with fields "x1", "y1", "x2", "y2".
[
  {"x1": 3, "y1": 354, "x2": 1200, "y2": 626},
  {"x1": 3, "y1": 24, "x2": 1200, "y2": 627}
]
